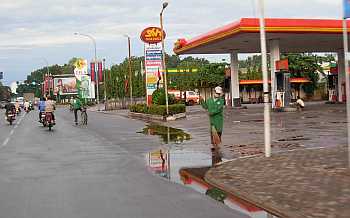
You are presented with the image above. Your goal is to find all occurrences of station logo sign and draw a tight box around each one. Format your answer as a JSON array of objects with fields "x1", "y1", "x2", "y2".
[{"x1": 140, "y1": 27, "x2": 166, "y2": 44}]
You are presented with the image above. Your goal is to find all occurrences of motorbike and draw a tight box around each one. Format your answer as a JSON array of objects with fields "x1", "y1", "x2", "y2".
[
  {"x1": 25, "y1": 107, "x2": 30, "y2": 113},
  {"x1": 6, "y1": 111, "x2": 16, "y2": 125},
  {"x1": 16, "y1": 107, "x2": 21, "y2": 115},
  {"x1": 40, "y1": 112, "x2": 46, "y2": 125},
  {"x1": 44, "y1": 112, "x2": 55, "y2": 131}
]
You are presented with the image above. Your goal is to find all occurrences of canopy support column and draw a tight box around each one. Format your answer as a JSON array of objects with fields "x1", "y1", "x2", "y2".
[
  {"x1": 269, "y1": 39, "x2": 280, "y2": 108},
  {"x1": 230, "y1": 52, "x2": 240, "y2": 107},
  {"x1": 338, "y1": 51, "x2": 346, "y2": 102}
]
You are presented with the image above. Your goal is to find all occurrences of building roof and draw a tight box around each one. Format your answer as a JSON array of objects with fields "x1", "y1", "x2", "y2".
[{"x1": 174, "y1": 18, "x2": 350, "y2": 54}]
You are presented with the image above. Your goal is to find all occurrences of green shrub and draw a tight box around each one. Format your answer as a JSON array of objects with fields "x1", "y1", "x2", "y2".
[
  {"x1": 152, "y1": 88, "x2": 176, "y2": 105},
  {"x1": 130, "y1": 103, "x2": 186, "y2": 116},
  {"x1": 148, "y1": 104, "x2": 167, "y2": 116},
  {"x1": 129, "y1": 103, "x2": 148, "y2": 113},
  {"x1": 168, "y1": 104, "x2": 186, "y2": 115}
]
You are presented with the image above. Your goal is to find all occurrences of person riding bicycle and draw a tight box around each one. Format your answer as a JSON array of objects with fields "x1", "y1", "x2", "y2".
[{"x1": 73, "y1": 96, "x2": 83, "y2": 125}]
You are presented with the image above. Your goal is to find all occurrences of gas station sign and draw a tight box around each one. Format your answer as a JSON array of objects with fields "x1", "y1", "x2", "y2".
[{"x1": 140, "y1": 27, "x2": 166, "y2": 44}]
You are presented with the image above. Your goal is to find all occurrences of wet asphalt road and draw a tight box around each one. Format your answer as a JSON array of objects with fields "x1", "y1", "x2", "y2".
[{"x1": 0, "y1": 108, "x2": 247, "y2": 218}]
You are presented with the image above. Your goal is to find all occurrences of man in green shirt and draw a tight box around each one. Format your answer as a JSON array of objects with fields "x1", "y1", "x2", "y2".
[
  {"x1": 201, "y1": 86, "x2": 225, "y2": 165},
  {"x1": 73, "y1": 96, "x2": 83, "y2": 125}
]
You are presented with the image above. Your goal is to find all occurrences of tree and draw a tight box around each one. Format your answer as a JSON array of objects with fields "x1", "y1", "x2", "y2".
[
  {"x1": 0, "y1": 82, "x2": 11, "y2": 101},
  {"x1": 282, "y1": 53, "x2": 321, "y2": 96}
]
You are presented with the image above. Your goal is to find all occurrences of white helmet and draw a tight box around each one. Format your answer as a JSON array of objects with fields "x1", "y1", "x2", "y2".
[{"x1": 214, "y1": 86, "x2": 223, "y2": 94}]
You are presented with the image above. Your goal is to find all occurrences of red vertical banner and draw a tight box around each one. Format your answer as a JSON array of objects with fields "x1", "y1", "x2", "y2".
[
  {"x1": 43, "y1": 77, "x2": 48, "y2": 94},
  {"x1": 90, "y1": 62, "x2": 96, "y2": 82},
  {"x1": 98, "y1": 61, "x2": 103, "y2": 82}
]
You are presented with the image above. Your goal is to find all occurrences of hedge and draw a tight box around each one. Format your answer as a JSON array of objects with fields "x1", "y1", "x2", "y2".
[{"x1": 129, "y1": 103, "x2": 186, "y2": 116}]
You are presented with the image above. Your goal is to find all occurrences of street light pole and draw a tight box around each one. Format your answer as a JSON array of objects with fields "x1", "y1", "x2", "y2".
[
  {"x1": 103, "y1": 58, "x2": 107, "y2": 110},
  {"x1": 160, "y1": 2, "x2": 169, "y2": 115},
  {"x1": 74, "y1": 33, "x2": 100, "y2": 110},
  {"x1": 124, "y1": 35, "x2": 133, "y2": 105}
]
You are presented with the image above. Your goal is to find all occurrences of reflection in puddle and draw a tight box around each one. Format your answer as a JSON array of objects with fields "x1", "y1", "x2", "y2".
[
  {"x1": 139, "y1": 124, "x2": 191, "y2": 144},
  {"x1": 146, "y1": 149, "x2": 278, "y2": 218}
]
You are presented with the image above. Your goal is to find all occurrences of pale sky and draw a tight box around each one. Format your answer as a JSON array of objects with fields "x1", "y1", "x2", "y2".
[{"x1": 0, "y1": 0, "x2": 343, "y2": 84}]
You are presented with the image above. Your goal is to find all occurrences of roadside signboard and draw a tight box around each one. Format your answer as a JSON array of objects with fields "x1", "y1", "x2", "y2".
[
  {"x1": 74, "y1": 58, "x2": 88, "y2": 81},
  {"x1": 140, "y1": 27, "x2": 166, "y2": 44},
  {"x1": 145, "y1": 43, "x2": 163, "y2": 102},
  {"x1": 53, "y1": 77, "x2": 78, "y2": 95},
  {"x1": 78, "y1": 75, "x2": 95, "y2": 98}
]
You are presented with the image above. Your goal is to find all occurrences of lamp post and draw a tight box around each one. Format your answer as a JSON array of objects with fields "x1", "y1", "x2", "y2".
[
  {"x1": 74, "y1": 32, "x2": 100, "y2": 110},
  {"x1": 103, "y1": 58, "x2": 107, "y2": 110},
  {"x1": 124, "y1": 35, "x2": 133, "y2": 105},
  {"x1": 160, "y1": 1, "x2": 169, "y2": 115}
]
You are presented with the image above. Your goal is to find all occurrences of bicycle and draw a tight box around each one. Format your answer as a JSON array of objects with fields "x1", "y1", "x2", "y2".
[{"x1": 80, "y1": 107, "x2": 88, "y2": 125}]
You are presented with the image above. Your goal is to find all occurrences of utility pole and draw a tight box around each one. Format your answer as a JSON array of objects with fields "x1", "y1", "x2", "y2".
[
  {"x1": 124, "y1": 35, "x2": 133, "y2": 105},
  {"x1": 258, "y1": 0, "x2": 271, "y2": 157}
]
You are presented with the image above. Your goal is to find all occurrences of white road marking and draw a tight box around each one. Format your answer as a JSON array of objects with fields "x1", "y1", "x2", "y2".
[
  {"x1": 1, "y1": 138, "x2": 9, "y2": 147},
  {"x1": 1, "y1": 113, "x2": 26, "y2": 148}
]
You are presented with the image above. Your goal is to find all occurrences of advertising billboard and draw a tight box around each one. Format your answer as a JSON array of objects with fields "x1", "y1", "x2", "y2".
[
  {"x1": 78, "y1": 75, "x2": 95, "y2": 99},
  {"x1": 74, "y1": 58, "x2": 88, "y2": 81},
  {"x1": 54, "y1": 77, "x2": 78, "y2": 95},
  {"x1": 145, "y1": 43, "x2": 163, "y2": 100}
]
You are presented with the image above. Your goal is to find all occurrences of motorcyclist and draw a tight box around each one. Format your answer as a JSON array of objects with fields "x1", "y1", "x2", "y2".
[
  {"x1": 24, "y1": 100, "x2": 30, "y2": 112},
  {"x1": 45, "y1": 96, "x2": 56, "y2": 124},
  {"x1": 5, "y1": 101, "x2": 15, "y2": 116},
  {"x1": 15, "y1": 100, "x2": 20, "y2": 114},
  {"x1": 38, "y1": 97, "x2": 46, "y2": 122}
]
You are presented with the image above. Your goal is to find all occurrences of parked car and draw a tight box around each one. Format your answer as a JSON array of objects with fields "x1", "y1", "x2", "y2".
[{"x1": 168, "y1": 90, "x2": 200, "y2": 106}]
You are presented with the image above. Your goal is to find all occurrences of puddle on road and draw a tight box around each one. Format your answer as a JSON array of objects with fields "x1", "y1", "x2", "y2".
[
  {"x1": 146, "y1": 149, "x2": 277, "y2": 218},
  {"x1": 141, "y1": 124, "x2": 278, "y2": 218},
  {"x1": 138, "y1": 124, "x2": 191, "y2": 144}
]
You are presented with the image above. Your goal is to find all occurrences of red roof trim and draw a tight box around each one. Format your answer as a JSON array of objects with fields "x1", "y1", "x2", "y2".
[
  {"x1": 240, "y1": 78, "x2": 310, "y2": 85},
  {"x1": 174, "y1": 18, "x2": 350, "y2": 54}
]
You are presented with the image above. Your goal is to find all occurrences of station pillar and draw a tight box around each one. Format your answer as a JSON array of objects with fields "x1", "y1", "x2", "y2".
[
  {"x1": 230, "y1": 52, "x2": 240, "y2": 107},
  {"x1": 269, "y1": 39, "x2": 280, "y2": 108},
  {"x1": 338, "y1": 51, "x2": 345, "y2": 102}
]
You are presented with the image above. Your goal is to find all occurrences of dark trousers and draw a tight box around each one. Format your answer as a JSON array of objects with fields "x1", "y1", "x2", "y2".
[
  {"x1": 74, "y1": 108, "x2": 82, "y2": 123},
  {"x1": 210, "y1": 131, "x2": 222, "y2": 166}
]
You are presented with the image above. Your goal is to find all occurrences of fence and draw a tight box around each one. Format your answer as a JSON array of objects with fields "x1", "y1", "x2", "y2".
[{"x1": 105, "y1": 97, "x2": 146, "y2": 110}]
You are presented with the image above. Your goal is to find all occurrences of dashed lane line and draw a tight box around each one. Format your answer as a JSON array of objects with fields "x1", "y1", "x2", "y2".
[{"x1": 1, "y1": 113, "x2": 25, "y2": 148}]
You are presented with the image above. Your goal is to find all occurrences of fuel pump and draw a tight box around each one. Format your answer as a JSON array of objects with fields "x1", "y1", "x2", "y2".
[
  {"x1": 275, "y1": 60, "x2": 291, "y2": 109},
  {"x1": 328, "y1": 66, "x2": 338, "y2": 102}
]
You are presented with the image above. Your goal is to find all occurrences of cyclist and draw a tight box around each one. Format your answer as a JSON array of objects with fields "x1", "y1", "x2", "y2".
[{"x1": 73, "y1": 96, "x2": 83, "y2": 125}]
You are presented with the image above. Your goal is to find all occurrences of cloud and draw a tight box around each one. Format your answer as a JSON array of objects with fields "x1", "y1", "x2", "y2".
[{"x1": 0, "y1": 0, "x2": 344, "y2": 84}]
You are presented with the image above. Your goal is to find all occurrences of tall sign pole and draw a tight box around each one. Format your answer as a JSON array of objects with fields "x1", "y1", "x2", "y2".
[
  {"x1": 342, "y1": 0, "x2": 350, "y2": 166},
  {"x1": 258, "y1": 0, "x2": 271, "y2": 158},
  {"x1": 160, "y1": 2, "x2": 169, "y2": 115}
]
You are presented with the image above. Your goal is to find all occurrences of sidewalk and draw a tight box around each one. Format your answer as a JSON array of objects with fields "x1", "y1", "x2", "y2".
[{"x1": 205, "y1": 145, "x2": 350, "y2": 218}]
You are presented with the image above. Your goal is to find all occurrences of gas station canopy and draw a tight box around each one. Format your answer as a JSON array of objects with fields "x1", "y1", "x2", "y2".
[{"x1": 174, "y1": 18, "x2": 350, "y2": 54}]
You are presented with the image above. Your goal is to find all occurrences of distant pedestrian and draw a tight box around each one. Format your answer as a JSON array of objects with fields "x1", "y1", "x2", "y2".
[
  {"x1": 296, "y1": 96, "x2": 305, "y2": 111},
  {"x1": 201, "y1": 86, "x2": 225, "y2": 166}
]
